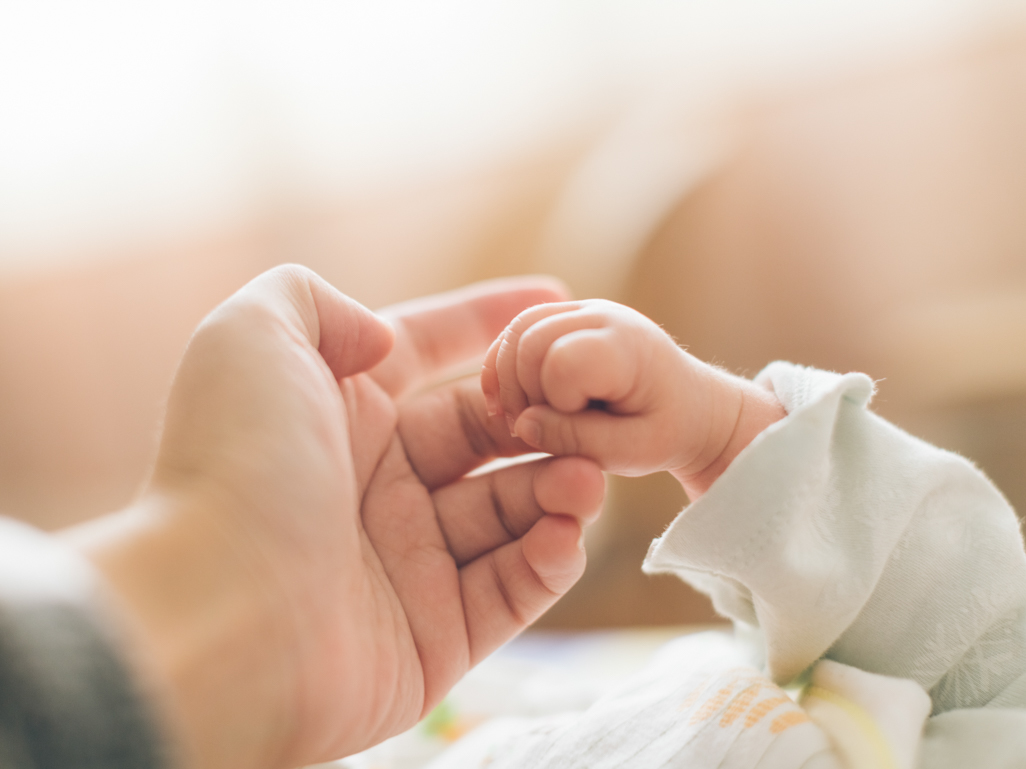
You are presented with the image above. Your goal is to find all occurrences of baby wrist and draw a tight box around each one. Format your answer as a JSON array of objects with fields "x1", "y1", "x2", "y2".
[{"x1": 673, "y1": 373, "x2": 785, "y2": 500}]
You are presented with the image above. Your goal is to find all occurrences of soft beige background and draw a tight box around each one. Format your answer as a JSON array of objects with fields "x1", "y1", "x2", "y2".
[{"x1": 3, "y1": 0, "x2": 1026, "y2": 628}]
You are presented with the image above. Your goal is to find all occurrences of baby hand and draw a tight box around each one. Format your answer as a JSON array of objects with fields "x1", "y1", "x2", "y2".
[
  {"x1": 481, "y1": 299, "x2": 787, "y2": 496},
  {"x1": 479, "y1": 300, "x2": 720, "y2": 481}
]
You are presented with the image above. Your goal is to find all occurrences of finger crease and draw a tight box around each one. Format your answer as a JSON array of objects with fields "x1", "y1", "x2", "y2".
[
  {"x1": 488, "y1": 479, "x2": 518, "y2": 542},
  {"x1": 408, "y1": 318, "x2": 447, "y2": 373},
  {"x1": 490, "y1": 556, "x2": 529, "y2": 628},
  {"x1": 430, "y1": 491, "x2": 458, "y2": 562},
  {"x1": 454, "y1": 387, "x2": 496, "y2": 460},
  {"x1": 560, "y1": 419, "x2": 581, "y2": 456}
]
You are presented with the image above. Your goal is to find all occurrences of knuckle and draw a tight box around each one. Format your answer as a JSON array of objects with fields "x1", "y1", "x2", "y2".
[
  {"x1": 546, "y1": 339, "x2": 578, "y2": 377},
  {"x1": 588, "y1": 298, "x2": 617, "y2": 312},
  {"x1": 559, "y1": 418, "x2": 581, "y2": 456},
  {"x1": 453, "y1": 384, "x2": 498, "y2": 459},
  {"x1": 496, "y1": 334, "x2": 519, "y2": 377},
  {"x1": 410, "y1": 320, "x2": 446, "y2": 370},
  {"x1": 504, "y1": 307, "x2": 539, "y2": 343},
  {"x1": 269, "y1": 262, "x2": 313, "y2": 281},
  {"x1": 263, "y1": 264, "x2": 317, "y2": 304},
  {"x1": 200, "y1": 293, "x2": 277, "y2": 342}
]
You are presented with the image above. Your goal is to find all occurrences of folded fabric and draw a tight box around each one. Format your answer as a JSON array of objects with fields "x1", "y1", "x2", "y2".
[{"x1": 423, "y1": 632, "x2": 841, "y2": 769}]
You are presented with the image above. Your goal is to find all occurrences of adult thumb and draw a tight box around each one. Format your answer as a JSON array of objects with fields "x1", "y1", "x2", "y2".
[{"x1": 242, "y1": 264, "x2": 395, "y2": 379}]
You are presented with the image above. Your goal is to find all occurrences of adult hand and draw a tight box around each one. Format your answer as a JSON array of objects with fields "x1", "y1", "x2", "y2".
[{"x1": 70, "y1": 266, "x2": 604, "y2": 769}]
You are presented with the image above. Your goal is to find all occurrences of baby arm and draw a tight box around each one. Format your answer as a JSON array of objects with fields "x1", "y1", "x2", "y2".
[{"x1": 481, "y1": 299, "x2": 785, "y2": 498}]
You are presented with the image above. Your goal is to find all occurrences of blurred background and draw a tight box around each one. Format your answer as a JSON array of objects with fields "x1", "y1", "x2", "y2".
[{"x1": 3, "y1": 0, "x2": 1026, "y2": 629}]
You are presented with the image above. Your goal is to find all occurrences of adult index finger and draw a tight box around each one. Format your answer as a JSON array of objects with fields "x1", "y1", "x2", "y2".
[{"x1": 370, "y1": 276, "x2": 569, "y2": 398}]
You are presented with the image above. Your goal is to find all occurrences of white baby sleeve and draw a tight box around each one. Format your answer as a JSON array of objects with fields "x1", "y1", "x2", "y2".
[
  {"x1": 643, "y1": 362, "x2": 1026, "y2": 713},
  {"x1": 419, "y1": 363, "x2": 1026, "y2": 769}
]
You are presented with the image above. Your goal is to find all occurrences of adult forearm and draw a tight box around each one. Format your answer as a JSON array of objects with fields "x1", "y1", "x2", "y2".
[
  {"x1": 67, "y1": 491, "x2": 298, "y2": 769},
  {"x1": 0, "y1": 516, "x2": 168, "y2": 768}
]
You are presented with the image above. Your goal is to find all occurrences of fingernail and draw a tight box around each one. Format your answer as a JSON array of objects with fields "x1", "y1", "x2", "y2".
[
  {"x1": 506, "y1": 413, "x2": 518, "y2": 436},
  {"x1": 577, "y1": 529, "x2": 586, "y2": 552},
  {"x1": 515, "y1": 415, "x2": 541, "y2": 447},
  {"x1": 481, "y1": 365, "x2": 501, "y2": 418},
  {"x1": 484, "y1": 391, "x2": 500, "y2": 418}
]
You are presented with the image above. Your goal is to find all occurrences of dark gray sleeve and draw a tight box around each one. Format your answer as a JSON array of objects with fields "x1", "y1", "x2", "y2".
[{"x1": 0, "y1": 517, "x2": 168, "y2": 769}]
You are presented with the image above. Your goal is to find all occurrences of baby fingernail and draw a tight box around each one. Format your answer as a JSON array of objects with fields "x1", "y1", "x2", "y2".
[
  {"x1": 481, "y1": 365, "x2": 500, "y2": 417},
  {"x1": 515, "y1": 416, "x2": 541, "y2": 447},
  {"x1": 484, "y1": 391, "x2": 500, "y2": 418},
  {"x1": 506, "y1": 413, "x2": 518, "y2": 436}
]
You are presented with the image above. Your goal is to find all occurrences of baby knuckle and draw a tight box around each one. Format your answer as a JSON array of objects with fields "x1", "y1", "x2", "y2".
[{"x1": 559, "y1": 419, "x2": 581, "y2": 455}]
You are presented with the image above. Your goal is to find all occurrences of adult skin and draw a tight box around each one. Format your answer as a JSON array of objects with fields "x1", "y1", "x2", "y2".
[{"x1": 65, "y1": 266, "x2": 606, "y2": 769}]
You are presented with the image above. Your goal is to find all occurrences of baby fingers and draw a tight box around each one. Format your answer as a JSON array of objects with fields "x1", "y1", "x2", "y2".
[
  {"x1": 486, "y1": 300, "x2": 651, "y2": 425},
  {"x1": 512, "y1": 405, "x2": 672, "y2": 477},
  {"x1": 537, "y1": 328, "x2": 638, "y2": 413},
  {"x1": 482, "y1": 301, "x2": 583, "y2": 425}
]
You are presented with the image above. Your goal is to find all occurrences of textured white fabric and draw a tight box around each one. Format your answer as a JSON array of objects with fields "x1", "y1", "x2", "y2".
[
  {"x1": 644, "y1": 362, "x2": 1026, "y2": 767},
  {"x1": 422, "y1": 632, "x2": 843, "y2": 769},
  {"x1": 420, "y1": 362, "x2": 1026, "y2": 769},
  {"x1": 418, "y1": 635, "x2": 934, "y2": 769},
  {"x1": 801, "y1": 660, "x2": 930, "y2": 769}
]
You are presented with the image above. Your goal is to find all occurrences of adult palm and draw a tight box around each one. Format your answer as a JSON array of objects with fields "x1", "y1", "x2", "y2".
[{"x1": 107, "y1": 266, "x2": 603, "y2": 769}]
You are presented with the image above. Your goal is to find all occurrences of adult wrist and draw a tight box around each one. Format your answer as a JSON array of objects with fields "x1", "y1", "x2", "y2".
[{"x1": 65, "y1": 490, "x2": 297, "y2": 769}]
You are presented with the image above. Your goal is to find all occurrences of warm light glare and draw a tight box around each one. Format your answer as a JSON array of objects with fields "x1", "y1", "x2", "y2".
[{"x1": 0, "y1": 0, "x2": 996, "y2": 266}]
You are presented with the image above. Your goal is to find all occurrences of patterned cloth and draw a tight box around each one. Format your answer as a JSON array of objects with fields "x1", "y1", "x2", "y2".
[{"x1": 422, "y1": 633, "x2": 840, "y2": 769}]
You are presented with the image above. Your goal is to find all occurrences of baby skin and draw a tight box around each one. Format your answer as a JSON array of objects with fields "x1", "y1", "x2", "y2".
[{"x1": 481, "y1": 299, "x2": 787, "y2": 500}]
